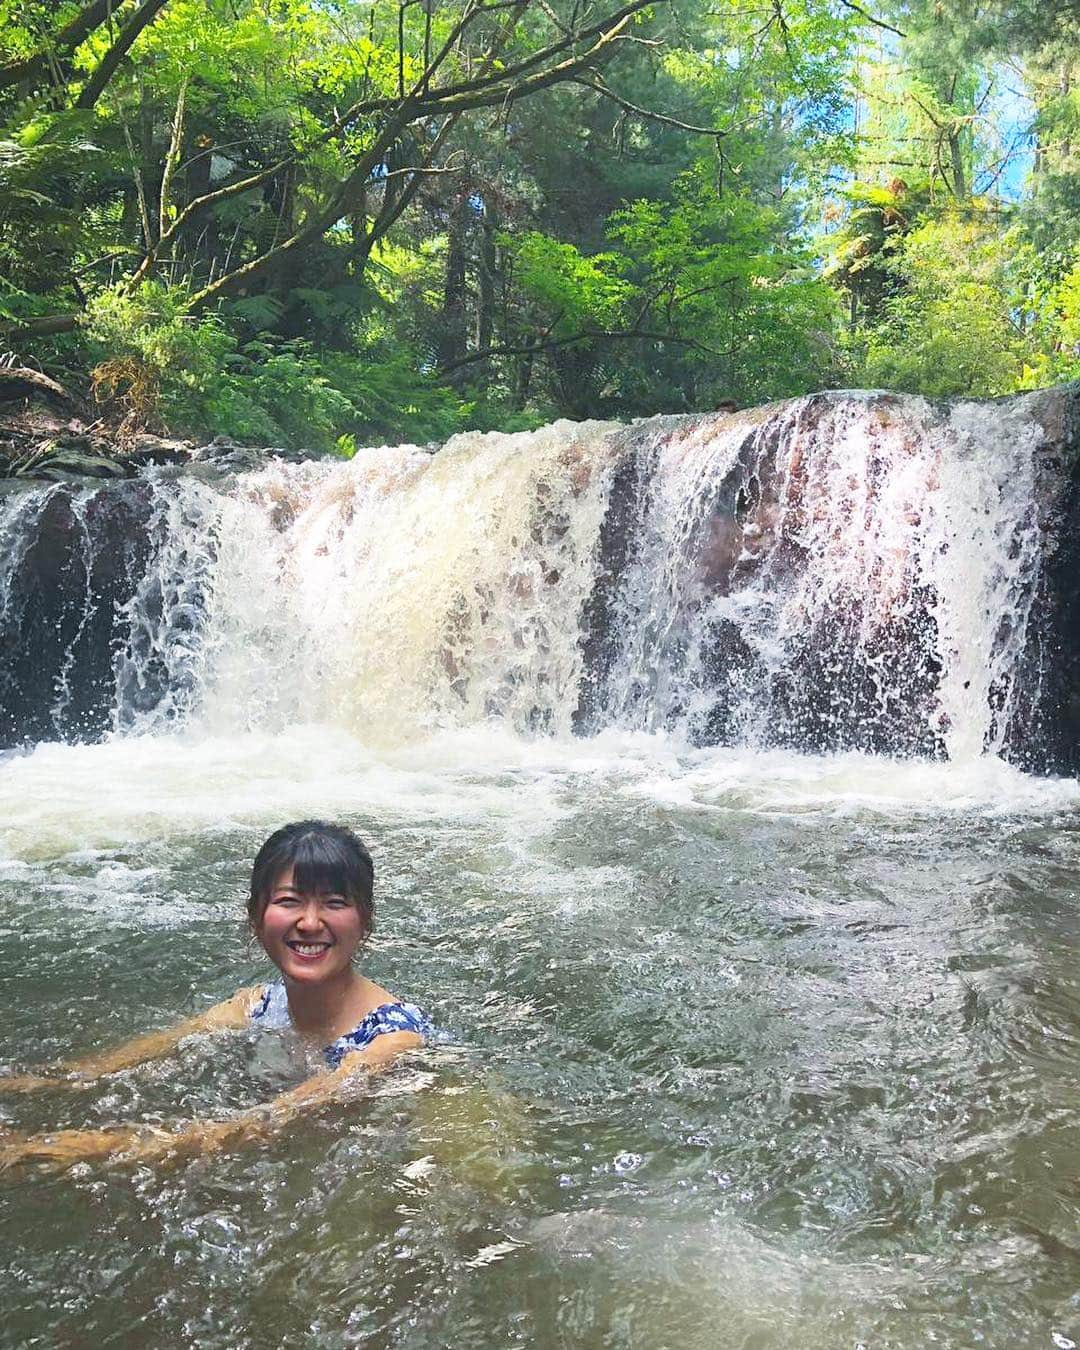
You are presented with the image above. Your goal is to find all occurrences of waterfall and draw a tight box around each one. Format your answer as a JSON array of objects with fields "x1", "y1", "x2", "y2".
[
  {"x1": 0, "y1": 389, "x2": 1074, "y2": 766},
  {"x1": 582, "y1": 392, "x2": 1053, "y2": 761}
]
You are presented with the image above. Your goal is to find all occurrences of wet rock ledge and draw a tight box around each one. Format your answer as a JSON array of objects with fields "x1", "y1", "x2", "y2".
[
  {"x1": 0, "y1": 372, "x2": 328, "y2": 482},
  {"x1": 0, "y1": 427, "x2": 326, "y2": 482}
]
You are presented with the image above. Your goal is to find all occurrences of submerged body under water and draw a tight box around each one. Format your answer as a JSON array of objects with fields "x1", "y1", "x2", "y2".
[{"x1": 1, "y1": 725, "x2": 1078, "y2": 1349}]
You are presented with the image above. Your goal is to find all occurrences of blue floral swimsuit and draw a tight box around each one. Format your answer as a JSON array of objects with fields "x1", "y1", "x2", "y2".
[{"x1": 250, "y1": 981, "x2": 432, "y2": 1069}]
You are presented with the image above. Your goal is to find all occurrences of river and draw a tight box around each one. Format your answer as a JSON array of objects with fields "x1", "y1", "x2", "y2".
[{"x1": 1, "y1": 403, "x2": 1079, "y2": 1347}]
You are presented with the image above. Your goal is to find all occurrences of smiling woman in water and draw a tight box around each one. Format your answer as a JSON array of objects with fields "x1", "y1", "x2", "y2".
[{"x1": 0, "y1": 821, "x2": 432, "y2": 1171}]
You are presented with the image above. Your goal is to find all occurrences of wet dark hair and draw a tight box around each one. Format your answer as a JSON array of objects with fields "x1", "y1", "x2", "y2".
[{"x1": 248, "y1": 821, "x2": 374, "y2": 938}]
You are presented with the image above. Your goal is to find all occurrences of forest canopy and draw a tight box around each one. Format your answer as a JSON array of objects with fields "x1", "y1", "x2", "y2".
[{"x1": 1, "y1": 0, "x2": 1078, "y2": 449}]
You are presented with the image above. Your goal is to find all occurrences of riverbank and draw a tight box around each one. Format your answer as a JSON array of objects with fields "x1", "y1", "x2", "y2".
[{"x1": 0, "y1": 380, "x2": 333, "y2": 482}]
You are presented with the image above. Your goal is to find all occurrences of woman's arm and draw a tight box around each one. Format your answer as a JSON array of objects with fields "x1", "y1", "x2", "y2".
[
  {"x1": 0, "y1": 1030, "x2": 423, "y2": 1173},
  {"x1": 0, "y1": 988, "x2": 260, "y2": 1093}
]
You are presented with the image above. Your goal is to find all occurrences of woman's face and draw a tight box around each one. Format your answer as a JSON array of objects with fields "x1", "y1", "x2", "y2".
[{"x1": 255, "y1": 864, "x2": 365, "y2": 985}]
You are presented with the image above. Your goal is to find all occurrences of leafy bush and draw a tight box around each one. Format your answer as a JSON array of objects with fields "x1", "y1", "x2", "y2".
[
  {"x1": 83, "y1": 285, "x2": 238, "y2": 438},
  {"x1": 850, "y1": 216, "x2": 1031, "y2": 398},
  {"x1": 72, "y1": 285, "x2": 467, "y2": 450}
]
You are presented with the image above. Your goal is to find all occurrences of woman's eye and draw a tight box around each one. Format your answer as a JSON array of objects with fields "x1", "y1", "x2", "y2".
[
  {"x1": 324, "y1": 898, "x2": 349, "y2": 909},
  {"x1": 271, "y1": 896, "x2": 300, "y2": 907}
]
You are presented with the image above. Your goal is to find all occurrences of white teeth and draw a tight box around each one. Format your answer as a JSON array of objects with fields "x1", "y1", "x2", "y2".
[{"x1": 292, "y1": 943, "x2": 328, "y2": 955}]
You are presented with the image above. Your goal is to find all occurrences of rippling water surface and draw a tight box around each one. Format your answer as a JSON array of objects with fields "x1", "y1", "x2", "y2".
[{"x1": 2, "y1": 727, "x2": 1079, "y2": 1348}]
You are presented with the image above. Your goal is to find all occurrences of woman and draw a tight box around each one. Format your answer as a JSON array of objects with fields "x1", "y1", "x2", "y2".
[{"x1": 1, "y1": 821, "x2": 432, "y2": 1171}]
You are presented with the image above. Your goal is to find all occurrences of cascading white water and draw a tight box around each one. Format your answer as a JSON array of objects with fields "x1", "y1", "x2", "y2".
[
  {"x1": 187, "y1": 420, "x2": 621, "y2": 741},
  {"x1": 0, "y1": 392, "x2": 1061, "y2": 760},
  {"x1": 112, "y1": 478, "x2": 222, "y2": 735},
  {"x1": 589, "y1": 394, "x2": 1048, "y2": 758},
  {"x1": 926, "y1": 398, "x2": 1045, "y2": 760}
]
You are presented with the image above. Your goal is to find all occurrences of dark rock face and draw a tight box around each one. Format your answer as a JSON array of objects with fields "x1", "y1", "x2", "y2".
[
  {"x1": 1031, "y1": 496, "x2": 1080, "y2": 775},
  {"x1": 0, "y1": 481, "x2": 156, "y2": 745},
  {"x1": 687, "y1": 395, "x2": 946, "y2": 759},
  {"x1": 576, "y1": 399, "x2": 948, "y2": 757},
  {"x1": 996, "y1": 386, "x2": 1080, "y2": 774},
  {"x1": 574, "y1": 417, "x2": 673, "y2": 734}
]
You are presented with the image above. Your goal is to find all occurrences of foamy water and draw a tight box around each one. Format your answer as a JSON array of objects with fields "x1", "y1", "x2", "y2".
[
  {"x1": 4, "y1": 727, "x2": 1078, "y2": 865},
  {"x1": 3, "y1": 725, "x2": 1079, "y2": 1348}
]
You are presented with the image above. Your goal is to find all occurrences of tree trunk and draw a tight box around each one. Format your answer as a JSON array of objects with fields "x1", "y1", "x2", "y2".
[
  {"x1": 271, "y1": 168, "x2": 309, "y2": 335},
  {"x1": 514, "y1": 341, "x2": 534, "y2": 410},
  {"x1": 476, "y1": 203, "x2": 497, "y2": 353},
  {"x1": 947, "y1": 126, "x2": 968, "y2": 201},
  {"x1": 437, "y1": 193, "x2": 471, "y2": 372},
  {"x1": 183, "y1": 136, "x2": 216, "y2": 280}
]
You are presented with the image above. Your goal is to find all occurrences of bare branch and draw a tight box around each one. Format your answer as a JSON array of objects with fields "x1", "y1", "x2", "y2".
[
  {"x1": 574, "y1": 77, "x2": 728, "y2": 138},
  {"x1": 838, "y1": 0, "x2": 905, "y2": 39},
  {"x1": 132, "y1": 0, "x2": 660, "y2": 309},
  {"x1": 437, "y1": 325, "x2": 730, "y2": 376},
  {"x1": 158, "y1": 75, "x2": 188, "y2": 244},
  {"x1": 120, "y1": 119, "x2": 154, "y2": 252},
  {"x1": 125, "y1": 156, "x2": 291, "y2": 293},
  {"x1": 184, "y1": 95, "x2": 426, "y2": 309},
  {"x1": 1, "y1": 314, "x2": 81, "y2": 342},
  {"x1": 426, "y1": 0, "x2": 653, "y2": 104},
  {"x1": 377, "y1": 161, "x2": 464, "y2": 181},
  {"x1": 417, "y1": 5, "x2": 650, "y2": 117}
]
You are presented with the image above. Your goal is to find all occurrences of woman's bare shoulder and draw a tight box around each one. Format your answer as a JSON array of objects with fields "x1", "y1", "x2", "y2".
[{"x1": 199, "y1": 985, "x2": 265, "y2": 1029}]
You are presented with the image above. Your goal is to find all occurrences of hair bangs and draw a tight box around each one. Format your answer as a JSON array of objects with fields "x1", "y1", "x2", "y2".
[{"x1": 290, "y1": 833, "x2": 360, "y2": 900}]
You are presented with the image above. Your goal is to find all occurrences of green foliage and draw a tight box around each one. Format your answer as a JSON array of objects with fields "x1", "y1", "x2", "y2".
[
  {"x1": 848, "y1": 215, "x2": 1032, "y2": 398},
  {"x1": 1, "y1": 0, "x2": 1078, "y2": 444},
  {"x1": 74, "y1": 285, "x2": 463, "y2": 448},
  {"x1": 511, "y1": 233, "x2": 632, "y2": 332}
]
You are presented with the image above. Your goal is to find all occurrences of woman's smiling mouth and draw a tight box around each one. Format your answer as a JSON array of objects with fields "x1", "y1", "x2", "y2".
[{"x1": 287, "y1": 941, "x2": 332, "y2": 959}]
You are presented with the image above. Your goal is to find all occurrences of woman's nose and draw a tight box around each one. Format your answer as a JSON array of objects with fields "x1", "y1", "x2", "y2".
[{"x1": 294, "y1": 902, "x2": 323, "y2": 930}]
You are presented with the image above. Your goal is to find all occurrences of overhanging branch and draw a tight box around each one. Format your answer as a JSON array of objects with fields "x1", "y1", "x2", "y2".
[
  {"x1": 0, "y1": 0, "x2": 117, "y2": 94},
  {"x1": 839, "y1": 0, "x2": 906, "y2": 39},
  {"x1": 437, "y1": 325, "x2": 730, "y2": 376},
  {"x1": 573, "y1": 76, "x2": 729, "y2": 138}
]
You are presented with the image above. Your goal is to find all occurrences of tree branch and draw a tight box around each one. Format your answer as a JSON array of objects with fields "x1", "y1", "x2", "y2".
[
  {"x1": 158, "y1": 75, "x2": 188, "y2": 245},
  {"x1": 437, "y1": 325, "x2": 729, "y2": 376},
  {"x1": 415, "y1": 7, "x2": 648, "y2": 118},
  {"x1": 184, "y1": 0, "x2": 583, "y2": 309},
  {"x1": 419, "y1": 0, "x2": 652, "y2": 106},
  {"x1": 0, "y1": 0, "x2": 117, "y2": 94},
  {"x1": 838, "y1": 0, "x2": 905, "y2": 39},
  {"x1": 75, "y1": 0, "x2": 173, "y2": 111},
  {"x1": 124, "y1": 156, "x2": 293, "y2": 293},
  {"x1": 184, "y1": 96, "x2": 426, "y2": 309},
  {"x1": 573, "y1": 76, "x2": 729, "y2": 138},
  {"x1": 362, "y1": 0, "x2": 538, "y2": 255},
  {"x1": 122, "y1": 0, "x2": 533, "y2": 292},
  {"x1": 377, "y1": 162, "x2": 464, "y2": 182},
  {"x1": 121, "y1": 0, "x2": 658, "y2": 311},
  {"x1": 1, "y1": 314, "x2": 81, "y2": 342}
]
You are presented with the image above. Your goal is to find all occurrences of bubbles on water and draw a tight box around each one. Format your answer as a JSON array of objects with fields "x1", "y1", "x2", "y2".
[
  {"x1": 1, "y1": 400, "x2": 1079, "y2": 1346},
  {"x1": 188, "y1": 422, "x2": 622, "y2": 743}
]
